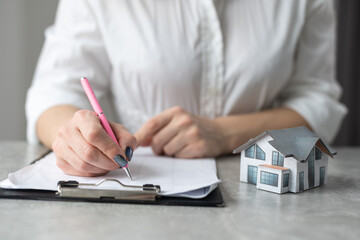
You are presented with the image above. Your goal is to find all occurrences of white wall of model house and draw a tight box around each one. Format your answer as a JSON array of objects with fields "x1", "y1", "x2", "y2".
[
  {"x1": 240, "y1": 134, "x2": 329, "y2": 193},
  {"x1": 240, "y1": 135, "x2": 276, "y2": 182},
  {"x1": 257, "y1": 165, "x2": 290, "y2": 194}
]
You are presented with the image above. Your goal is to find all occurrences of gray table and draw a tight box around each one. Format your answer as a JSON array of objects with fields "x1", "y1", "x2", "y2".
[{"x1": 0, "y1": 141, "x2": 359, "y2": 240}]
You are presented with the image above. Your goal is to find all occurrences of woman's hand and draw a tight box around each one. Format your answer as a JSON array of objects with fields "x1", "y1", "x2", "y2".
[
  {"x1": 52, "y1": 110, "x2": 137, "y2": 177},
  {"x1": 135, "y1": 106, "x2": 226, "y2": 158}
]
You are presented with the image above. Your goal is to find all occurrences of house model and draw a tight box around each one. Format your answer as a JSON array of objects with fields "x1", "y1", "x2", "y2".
[{"x1": 233, "y1": 126, "x2": 336, "y2": 194}]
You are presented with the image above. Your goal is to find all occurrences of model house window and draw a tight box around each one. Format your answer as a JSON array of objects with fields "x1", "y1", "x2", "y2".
[
  {"x1": 245, "y1": 144, "x2": 265, "y2": 160},
  {"x1": 315, "y1": 147, "x2": 322, "y2": 160},
  {"x1": 283, "y1": 173, "x2": 289, "y2": 187},
  {"x1": 256, "y1": 145, "x2": 265, "y2": 160},
  {"x1": 247, "y1": 165, "x2": 258, "y2": 184},
  {"x1": 320, "y1": 166, "x2": 325, "y2": 185},
  {"x1": 299, "y1": 172, "x2": 304, "y2": 192},
  {"x1": 272, "y1": 151, "x2": 284, "y2": 166},
  {"x1": 245, "y1": 145, "x2": 255, "y2": 158},
  {"x1": 260, "y1": 171, "x2": 278, "y2": 187},
  {"x1": 307, "y1": 148, "x2": 315, "y2": 188}
]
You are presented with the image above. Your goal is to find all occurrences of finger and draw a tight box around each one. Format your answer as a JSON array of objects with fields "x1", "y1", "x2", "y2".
[
  {"x1": 110, "y1": 121, "x2": 137, "y2": 161},
  {"x1": 53, "y1": 137, "x2": 109, "y2": 175},
  {"x1": 174, "y1": 141, "x2": 207, "y2": 159},
  {"x1": 56, "y1": 156, "x2": 108, "y2": 177},
  {"x1": 61, "y1": 145, "x2": 109, "y2": 174},
  {"x1": 150, "y1": 120, "x2": 179, "y2": 155},
  {"x1": 72, "y1": 110, "x2": 127, "y2": 167},
  {"x1": 135, "y1": 107, "x2": 178, "y2": 146},
  {"x1": 66, "y1": 126, "x2": 119, "y2": 170},
  {"x1": 156, "y1": 113, "x2": 196, "y2": 155},
  {"x1": 133, "y1": 133, "x2": 152, "y2": 147},
  {"x1": 162, "y1": 131, "x2": 187, "y2": 156},
  {"x1": 140, "y1": 136, "x2": 152, "y2": 147}
]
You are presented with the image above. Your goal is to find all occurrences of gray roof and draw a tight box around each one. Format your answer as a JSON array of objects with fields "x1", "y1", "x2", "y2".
[{"x1": 233, "y1": 126, "x2": 336, "y2": 162}]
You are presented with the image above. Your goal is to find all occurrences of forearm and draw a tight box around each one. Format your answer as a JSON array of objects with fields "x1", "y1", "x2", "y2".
[
  {"x1": 214, "y1": 107, "x2": 311, "y2": 154},
  {"x1": 36, "y1": 105, "x2": 80, "y2": 149}
]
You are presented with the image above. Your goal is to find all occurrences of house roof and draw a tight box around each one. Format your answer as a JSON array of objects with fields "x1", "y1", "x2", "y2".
[{"x1": 233, "y1": 126, "x2": 337, "y2": 162}]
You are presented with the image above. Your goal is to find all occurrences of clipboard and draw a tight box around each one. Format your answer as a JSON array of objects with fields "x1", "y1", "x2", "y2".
[{"x1": 0, "y1": 178, "x2": 224, "y2": 207}]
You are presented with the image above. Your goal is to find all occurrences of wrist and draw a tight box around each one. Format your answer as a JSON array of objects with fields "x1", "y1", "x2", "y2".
[
  {"x1": 212, "y1": 117, "x2": 244, "y2": 155},
  {"x1": 208, "y1": 118, "x2": 228, "y2": 155},
  {"x1": 37, "y1": 105, "x2": 79, "y2": 149},
  {"x1": 213, "y1": 114, "x2": 264, "y2": 155}
]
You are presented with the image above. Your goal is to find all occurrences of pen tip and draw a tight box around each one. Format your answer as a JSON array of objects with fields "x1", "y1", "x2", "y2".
[{"x1": 124, "y1": 167, "x2": 133, "y2": 181}]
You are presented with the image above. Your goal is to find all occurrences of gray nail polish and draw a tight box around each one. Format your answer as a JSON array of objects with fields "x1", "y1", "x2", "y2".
[
  {"x1": 113, "y1": 155, "x2": 128, "y2": 168},
  {"x1": 125, "y1": 147, "x2": 133, "y2": 161}
]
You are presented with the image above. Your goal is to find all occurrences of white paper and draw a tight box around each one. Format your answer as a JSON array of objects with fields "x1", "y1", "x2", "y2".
[{"x1": 0, "y1": 147, "x2": 221, "y2": 199}]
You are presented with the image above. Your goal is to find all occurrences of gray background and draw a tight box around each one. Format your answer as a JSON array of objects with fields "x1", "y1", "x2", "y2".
[
  {"x1": 0, "y1": 0, "x2": 58, "y2": 140},
  {"x1": 0, "y1": 0, "x2": 358, "y2": 145}
]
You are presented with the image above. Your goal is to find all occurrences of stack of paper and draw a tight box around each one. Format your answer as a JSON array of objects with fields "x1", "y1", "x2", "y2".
[{"x1": 0, "y1": 147, "x2": 221, "y2": 199}]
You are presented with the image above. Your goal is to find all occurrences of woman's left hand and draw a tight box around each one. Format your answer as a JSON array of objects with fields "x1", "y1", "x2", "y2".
[{"x1": 135, "y1": 106, "x2": 225, "y2": 158}]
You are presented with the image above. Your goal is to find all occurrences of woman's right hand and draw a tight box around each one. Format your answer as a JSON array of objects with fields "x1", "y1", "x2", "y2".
[{"x1": 52, "y1": 110, "x2": 137, "y2": 177}]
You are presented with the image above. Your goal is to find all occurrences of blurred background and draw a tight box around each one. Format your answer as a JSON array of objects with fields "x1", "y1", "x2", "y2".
[
  {"x1": 0, "y1": 0, "x2": 58, "y2": 141},
  {"x1": 0, "y1": 0, "x2": 359, "y2": 145}
]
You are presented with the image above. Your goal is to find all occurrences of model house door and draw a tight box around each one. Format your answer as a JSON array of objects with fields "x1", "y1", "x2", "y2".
[
  {"x1": 299, "y1": 172, "x2": 304, "y2": 192},
  {"x1": 248, "y1": 165, "x2": 258, "y2": 184}
]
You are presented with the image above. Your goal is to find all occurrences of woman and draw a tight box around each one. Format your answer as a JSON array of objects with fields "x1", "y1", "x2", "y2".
[{"x1": 26, "y1": 0, "x2": 347, "y2": 176}]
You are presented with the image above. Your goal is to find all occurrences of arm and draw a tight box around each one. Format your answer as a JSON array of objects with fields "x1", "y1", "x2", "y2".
[
  {"x1": 135, "y1": 106, "x2": 309, "y2": 158},
  {"x1": 28, "y1": 1, "x2": 136, "y2": 176},
  {"x1": 135, "y1": 0, "x2": 345, "y2": 158},
  {"x1": 36, "y1": 105, "x2": 79, "y2": 149},
  {"x1": 276, "y1": 0, "x2": 347, "y2": 142},
  {"x1": 26, "y1": 0, "x2": 111, "y2": 144},
  {"x1": 214, "y1": 107, "x2": 311, "y2": 154}
]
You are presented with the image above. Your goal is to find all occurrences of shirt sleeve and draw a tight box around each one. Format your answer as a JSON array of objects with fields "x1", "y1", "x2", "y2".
[
  {"x1": 26, "y1": 0, "x2": 111, "y2": 143},
  {"x1": 278, "y1": 0, "x2": 348, "y2": 143}
]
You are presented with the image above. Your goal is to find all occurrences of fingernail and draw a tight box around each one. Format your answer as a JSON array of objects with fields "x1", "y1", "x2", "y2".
[
  {"x1": 125, "y1": 147, "x2": 133, "y2": 161},
  {"x1": 113, "y1": 155, "x2": 128, "y2": 168}
]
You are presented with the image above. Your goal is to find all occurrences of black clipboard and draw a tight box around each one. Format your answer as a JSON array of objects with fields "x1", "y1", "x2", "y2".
[{"x1": 0, "y1": 178, "x2": 224, "y2": 207}]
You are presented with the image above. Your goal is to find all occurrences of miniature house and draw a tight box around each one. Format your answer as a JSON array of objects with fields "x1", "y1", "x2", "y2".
[{"x1": 233, "y1": 126, "x2": 336, "y2": 194}]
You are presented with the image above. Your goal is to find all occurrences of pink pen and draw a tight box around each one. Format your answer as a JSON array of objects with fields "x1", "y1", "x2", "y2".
[{"x1": 80, "y1": 77, "x2": 132, "y2": 180}]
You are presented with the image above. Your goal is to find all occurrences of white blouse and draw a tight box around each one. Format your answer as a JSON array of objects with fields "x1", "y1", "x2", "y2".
[{"x1": 26, "y1": 0, "x2": 347, "y2": 144}]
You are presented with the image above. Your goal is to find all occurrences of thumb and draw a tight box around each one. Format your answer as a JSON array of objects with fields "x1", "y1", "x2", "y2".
[
  {"x1": 134, "y1": 130, "x2": 152, "y2": 147},
  {"x1": 134, "y1": 111, "x2": 172, "y2": 147}
]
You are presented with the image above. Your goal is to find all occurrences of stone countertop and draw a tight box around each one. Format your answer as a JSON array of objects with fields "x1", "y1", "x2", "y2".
[{"x1": 0, "y1": 141, "x2": 359, "y2": 240}]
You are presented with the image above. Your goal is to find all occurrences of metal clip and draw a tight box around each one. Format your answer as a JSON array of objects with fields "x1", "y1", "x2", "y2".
[{"x1": 57, "y1": 179, "x2": 161, "y2": 201}]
